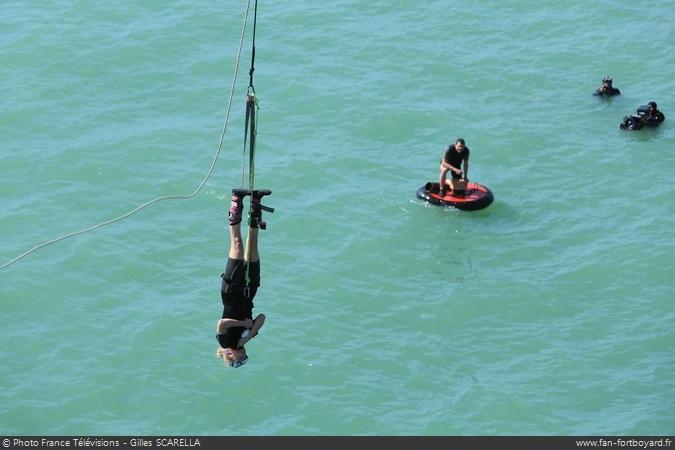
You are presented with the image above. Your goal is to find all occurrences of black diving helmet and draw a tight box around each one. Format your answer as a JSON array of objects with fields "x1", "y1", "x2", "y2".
[{"x1": 637, "y1": 102, "x2": 657, "y2": 116}]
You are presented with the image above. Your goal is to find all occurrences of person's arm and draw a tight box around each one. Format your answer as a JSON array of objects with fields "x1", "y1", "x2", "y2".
[
  {"x1": 217, "y1": 318, "x2": 253, "y2": 334},
  {"x1": 440, "y1": 160, "x2": 462, "y2": 174},
  {"x1": 237, "y1": 313, "x2": 266, "y2": 347},
  {"x1": 461, "y1": 149, "x2": 470, "y2": 180},
  {"x1": 440, "y1": 148, "x2": 463, "y2": 175}
]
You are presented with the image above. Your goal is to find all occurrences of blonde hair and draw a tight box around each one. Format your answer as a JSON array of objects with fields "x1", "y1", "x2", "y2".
[
  {"x1": 216, "y1": 347, "x2": 249, "y2": 367},
  {"x1": 216, "y1": 347, "x2": 232, "y2": 364}
]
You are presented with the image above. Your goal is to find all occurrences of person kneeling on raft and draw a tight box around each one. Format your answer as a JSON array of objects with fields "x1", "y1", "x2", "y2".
[
  {"x1": 215, "y1": 188, "x2": 272, "y2": 368},
  {"x1": 594, "y1": 76, "x2": 621, "y2": 97},
  {"x1": 439, "y1": 138, "x2": 470, "y2": 196}
]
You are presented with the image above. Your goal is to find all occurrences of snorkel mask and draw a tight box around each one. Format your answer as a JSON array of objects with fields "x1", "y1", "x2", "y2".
[{"x1": 230, "y1": 354, "x2": 248, "y2": 368}]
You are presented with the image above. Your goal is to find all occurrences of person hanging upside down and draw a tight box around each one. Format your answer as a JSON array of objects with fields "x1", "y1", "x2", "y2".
[
  {"x1": 215, "y1": 188, "x2": 272, "y2": 368},
  {"x1": 439, "y1": 138, "x2": 470, "y2": 196}
]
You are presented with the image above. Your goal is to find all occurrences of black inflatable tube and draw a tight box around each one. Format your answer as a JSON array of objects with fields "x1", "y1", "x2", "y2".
[{"x1": 416, "y1": 182, "x2": 494, "y2": 211}]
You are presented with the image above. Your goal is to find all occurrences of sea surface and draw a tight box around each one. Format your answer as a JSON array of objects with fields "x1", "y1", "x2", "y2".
[{"x1": 1, "y1": 0, "x2": 674, "y2": 436}]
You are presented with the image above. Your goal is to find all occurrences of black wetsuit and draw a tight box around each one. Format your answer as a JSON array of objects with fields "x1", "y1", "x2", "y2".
[
  {"x1": 621, "y1": 109, "x2": 666, "y2": 130},
  {"x1": 644, "y1": 111, "x2": 665, "y2": 127},
  {"x1": 594, "y1": 87, "x2": 621, "y2": 97},
  {"x1": 442, "y1": 145, "x2": 470, "y2": 179},
  {"x1": 216, "y1": 258, "x2": 260, "y2": 349}
]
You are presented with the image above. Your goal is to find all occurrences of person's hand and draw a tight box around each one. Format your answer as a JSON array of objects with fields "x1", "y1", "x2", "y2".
[
  {"x1": 455, "y1": 169, "x2": 463, "y2": 176},
  {"x1": 242, "y1": 318, "x2": 254, "y2": 328}
]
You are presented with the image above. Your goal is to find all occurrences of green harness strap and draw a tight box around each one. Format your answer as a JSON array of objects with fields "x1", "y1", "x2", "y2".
[{"x1": 244, "y1": 92, "x2": 259, "y2": 289}]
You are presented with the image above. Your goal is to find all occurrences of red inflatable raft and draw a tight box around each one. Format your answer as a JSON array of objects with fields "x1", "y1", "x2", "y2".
[{"x1": 416, "y1": 181, "x2": 494, "y2": 211}]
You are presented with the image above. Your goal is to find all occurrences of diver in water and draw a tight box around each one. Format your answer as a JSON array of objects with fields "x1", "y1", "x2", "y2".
[
  {"x1": 594, "y1": 76, "x2": 621, "y2": 97},
  {"x1": 215, "y1": 188, "x2": 273, "y2": 368},
  {"x1": 643, "y1": 101, "x2": 665, "y2": 125},
  {"x1": 620, "y1": 101, "x2": 665, "y2": 131}
]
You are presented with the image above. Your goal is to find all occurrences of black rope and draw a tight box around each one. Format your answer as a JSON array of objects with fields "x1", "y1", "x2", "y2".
[
  {"x1": 248, "y1": 0, "x2": 258, "y2": 92},
  {"x1": 244, "y1": 94, "x2": 256, "y2": 286},
  {"x1": 245, "y1": 0, "x2": 258, "y2": 190},
  {"x1": 241, "y1": 93, "x2": 252, "y2": 188},
  {"x1": 241, "y1": 0, "x2": 258, "y2": 232},
  {"x1": 242, "y1": 0, "x2": 262, "y2": 285},
  {"x1": 247, "y1": 94, "x2": 256, "y2": 191},
  {"x1": 241, "y1": 0, "x2": 258, "y2": 189}
]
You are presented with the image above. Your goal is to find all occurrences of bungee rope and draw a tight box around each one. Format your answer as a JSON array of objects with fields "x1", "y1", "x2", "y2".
[
  {"x1": 239, "y1": 0, "x2": 257, "y2": 189},
  {"x1": 0, "y1": 0, "x2": 255, "y2": 272},
  {"x1": 244, "y1": 0, "x2": 260, "y2": 288},
  {"x1": 244, "y1": 0, "x2": 258, "y2": 195},
  {"x1": 248, "y1": 0, "x2": 258, "y2": 94}
]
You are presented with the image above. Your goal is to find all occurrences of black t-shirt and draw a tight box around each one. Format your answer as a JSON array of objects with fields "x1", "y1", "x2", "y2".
[
  {"x1": 216, "y1": 258, "x2": 259, "y2": 350},
  {"x1": 443, "y1": 145, "x2": 470, "y2": 169},
  {"x1": 217, "y1": 328, "x2": 243, "y2": 349},
  {"x1": 217, "y1": 284, "x2": 254, "y2": 349}
]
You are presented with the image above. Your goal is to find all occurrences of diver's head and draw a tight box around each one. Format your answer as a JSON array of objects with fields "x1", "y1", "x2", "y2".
[
  {"x1": 455, "y1": 138, "x2": 466, "y2": 150},
  {"x1": 602, "y1": 76, "x2": 613, "y2": 87},
  {"x1": 648, "y1": 101, "x2": 657, "y2": 112},
  {"x1": 217, "y1": 346, "x2": 249, "y2": 368}
]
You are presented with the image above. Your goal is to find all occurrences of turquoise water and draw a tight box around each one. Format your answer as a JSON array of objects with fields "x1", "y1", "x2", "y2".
[{"x1": 1, "y1": 0, "x2": 674, "y2": 436}]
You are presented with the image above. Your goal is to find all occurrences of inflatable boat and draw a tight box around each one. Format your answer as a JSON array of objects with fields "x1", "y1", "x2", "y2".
[{"x1": 416, "y1": 181, "x2": 494, "y2": 211}]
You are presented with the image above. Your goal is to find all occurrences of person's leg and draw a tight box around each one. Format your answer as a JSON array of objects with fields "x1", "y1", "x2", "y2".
[
  {"x1": 244, "y1": 189, "x2": 272, "y2": 262},
  {"x1": 228, "y1": 189, "x2": 249, "y2": 259},
  {"x1": 439, "y1": 166, "x2": 449, "y2": 195},
  {"x1": 247, "y1": 189, "x2": 272, "y2": 231},
  {"x1": 243, "y1": 190, "x2": 271, "y2": 291},
  {"x1": 229, "y1": 222, "x2": 244, "y2": 260},
  {"x1": 244, "y1": 226, "x2": 259, "y2": 263},
  {"x1": 221, "y1": 191, "x2": 248, "y2": 306}
]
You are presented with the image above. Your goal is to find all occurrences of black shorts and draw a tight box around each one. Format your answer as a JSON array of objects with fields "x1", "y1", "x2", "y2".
[
  {"x1": 220, "y1": 258, "x2": 260, "y2": 320},
  {"x1": 440, "y1": 159, "x2": 463, "y2": 180}
]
